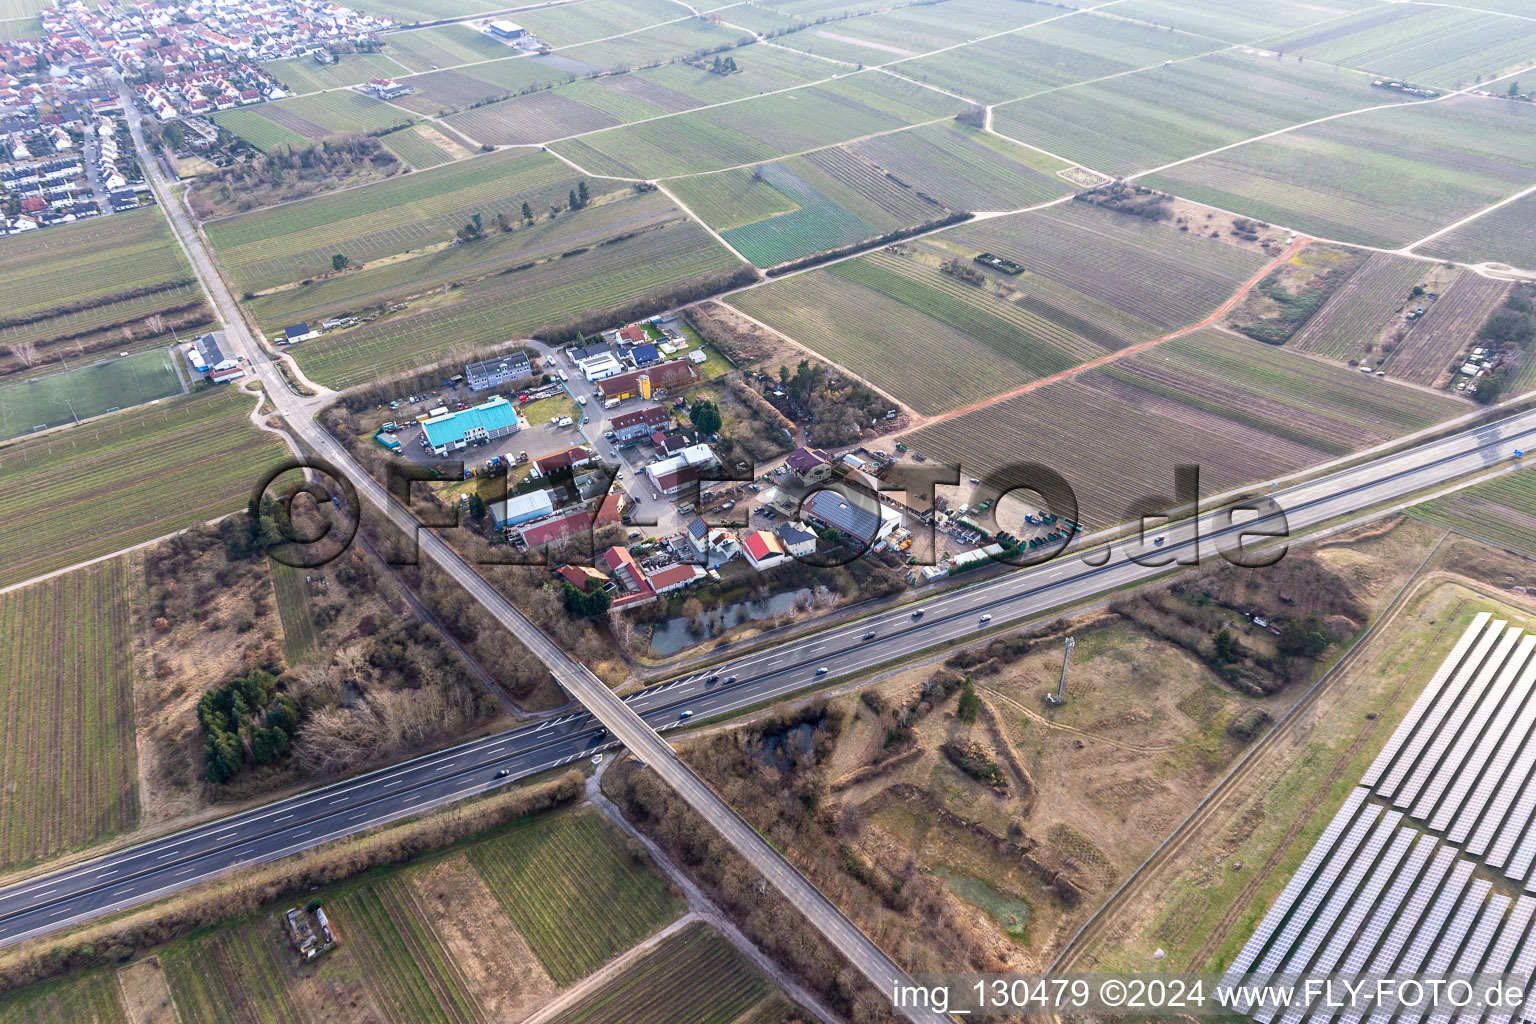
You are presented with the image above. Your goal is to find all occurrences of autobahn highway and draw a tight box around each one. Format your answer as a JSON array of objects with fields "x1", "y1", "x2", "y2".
[
  {"x1": 1, "y1": 381, "x2": 1533, "y2": 954},
  {"x1": 114, "y1": 91, "x2": 951, "y2": 1023},
  {"x1": 66, "y1": 85, "x2": 1531, "y2": 1020}
]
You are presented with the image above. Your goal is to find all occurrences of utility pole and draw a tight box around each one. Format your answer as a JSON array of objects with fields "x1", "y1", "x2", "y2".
[{"x1": 1047, "y1": 635, "x2": 1074, "y2": 706}]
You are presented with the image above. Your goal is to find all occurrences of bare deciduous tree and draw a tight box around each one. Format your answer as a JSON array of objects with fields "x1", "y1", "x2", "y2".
[{"x1": 7, "y1": 341, "x2": 37, "y2": 367}]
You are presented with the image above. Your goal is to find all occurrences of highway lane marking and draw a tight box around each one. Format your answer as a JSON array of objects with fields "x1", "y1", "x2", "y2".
[
  {"x1": 293, "y1": 830, "x2": 310, "y2": 838},
  {"x1": 435, "y1": 762, "x2": 456, "y2": 771},
  {"x1": 174, "y1": 867, "x2": 196, "y2": 877},
  {"x1": 328, "y1": 796, "x2": 348, "y2": 805},
  {"x1": 274, "y1": 814, "x2": 293, "y2": 823},
  {"x1": 156, "y1": 851, "x2": 177, "y2": 861},
  {"x1": 350, "y1": 812, "x2": 368, "y2": 820},
  {"x1": 384, "y1": 779, "x2": 403, "y2": 788}
]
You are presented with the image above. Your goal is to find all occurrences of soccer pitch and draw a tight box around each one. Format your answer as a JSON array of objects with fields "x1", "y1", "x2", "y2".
[{"x1": 0, "y1": 348, "x2": 187, "y2": 440}]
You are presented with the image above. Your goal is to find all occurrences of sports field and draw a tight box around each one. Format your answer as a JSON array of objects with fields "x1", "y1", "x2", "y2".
[
  {"x1": 0, "y1": 347, "x2": 184, "y2": 441},
  {"x1": 0, "y1": 558, "x2": 137, "y2": 870}
]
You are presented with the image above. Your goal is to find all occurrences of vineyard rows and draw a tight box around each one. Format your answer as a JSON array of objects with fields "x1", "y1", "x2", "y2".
[
  {"x1": 0, "y1": 559, "x2": 137, "y2": 870},
  {"x1": 1289, "y1": 253, "x2": 1426, "y2": 362},
  {"x1": 994, "y1": 48, "x2": 1405, "y2": 178},
  {"x1": 1410, "y1": 467, "x2": 1536, "y2": 554},
  {"x1": 385, "y1": 24, "x2": 513, "y2": 73},
  {"x1": 1147, "y1": 97, "x2": 1536, "y2": 250},
  {"x1": 721, "y1": 161, "x2": 876, "y2": 266},
  {"x1": 0, "y1": 970, "x2": 126, "y2": 1024},
  {"x1": 850, "y1": 122, "x2": 1073, "y2": 212},
  {"x1": 206, "y1": 149, "x2": 578, "y2": 291},
  {"x1": 903, "y1": 328, "x2": 1461, "y2": 528},
  {"x1": 513, "y1": 0, "x2": 684, "y2": 48},
  {"x1": 0, "y1": 207, "x2": 192, "y2": 316},
  {"x1": 248, "y1": 186, "x2": 670, "y2": 326},
  {"x1": 466, "y1": 810, "x2": 681, "y2": 985},
  {"x1": 0, "y1": 389, "x2": 288, "y2": 588},
  {"x1": 271, "y1": 561, "x2": 319, "y2": 664},
  {"x1": 548, "y1": 923, "x2": 774, "y2": 1024},
  {"x1": 269, "y1": 52, "x2": 402, "y2": 94},
  {"x1": 1422, "y1": 189, "x2": 1536, "y2": 270},
  {"x1": 382, "y1": 125, "x2": 456, "y2": 170},
  {"x1": 1380, "y1": 272, "x2": 1508, "y2": 386},
  {"x1": 292, "y1": 216, "x2": 739, "y2": 387},
  {"x1": 212, "y1": 106, "x2": 308, "y2": 154},
  {"x1": 556, "y1": 19, "x2": 751, "y2": 76}
]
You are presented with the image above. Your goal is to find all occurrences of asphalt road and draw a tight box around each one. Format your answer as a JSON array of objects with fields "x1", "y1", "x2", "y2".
[
  {"x1": 94, "y1": 86, "x2": 1534, "y2": 1020},
  {"x1": 112, "y1": 91, "x2": 952, "y2": 1024}
]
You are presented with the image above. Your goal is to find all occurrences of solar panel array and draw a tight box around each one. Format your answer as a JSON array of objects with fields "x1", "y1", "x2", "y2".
[{"x1": 1231, "y1": 614, "x2": 1536, "y2": 1024}]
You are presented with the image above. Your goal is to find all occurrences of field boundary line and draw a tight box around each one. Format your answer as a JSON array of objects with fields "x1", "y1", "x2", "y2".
[
  {"x1": 0, "y1": 514, "x2": 234, "y2": 598},
  {"x1": 1403, "y1": 179, "x2": 1536, "y2": 253},
  {"x1": 653, "y1": 181, "x2": 760, "y2": 267},
  {"x1": 903, "y1": 233, "x2": 1308, "y2": 429},
  {"x1": 517, "y1": 912, "x2": 703, "y2": 1024}
]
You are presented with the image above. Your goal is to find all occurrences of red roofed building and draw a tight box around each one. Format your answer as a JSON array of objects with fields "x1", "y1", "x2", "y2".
[
  {"x1": 602, "y1": 545, "x2": 646, "y2": 592},
  {"x1": 742, "y1": 530, "x2": 787, "y2": 571},
  {"x1": 533, "y1": 445, "x2": 593, "y2": 476},
  {"x1": 610, "y1": 404, "x2": 668, "y2": 443},
  {"x1": 651, "y1": 463, "x2": 698, "y2": 497},
  {"x1": 617, "y1": 324, "x2": 647, "y2": 345},
  {"x1": 595, "y1": 489, "x2": 625, "y2": 528},
  {"x1": 646, "y1": 564, "x2": 705, "y2": 594},
  {"x1": 519, "y1": 510, "x2": 591, "y2": 549},
  {"x1": 597, "y1": 360, "x2": 698, "y2": 401},
  {"x1": 558, "y1": 564, "x2": 608, "y2": 591}
]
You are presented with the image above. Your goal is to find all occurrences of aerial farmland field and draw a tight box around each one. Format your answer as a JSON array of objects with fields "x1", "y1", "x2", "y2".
[
  {"x1": 289, "y1": 210, "x2": 743, "y2": 388},
  {"x1": 379, "y1": 123, "x2": 461, "y2": 168},
  {"x1": 849, "y1": 123, "x2": 1076, "y2": 211},
  {"x1": 729, "y1": 203, "x2": 1265, "y2": 413},
  {"x1": 551, "y1": 72, "x2": 967, "y2": 178},
  {"x1": 992, "y1": 49, "x2": 1408, "y2": 177},
  {"x1": 445, "y1": 78, "x2": 667, "y2": 146},
  {"x1": 902, "y1": 328, "x2": 1462, "y2": 527},
  {"x1": 772, "y1": 0, "x2": 1057, "y2": 66},
  {"x1": 555, "y1": 18, "x2": 753, "y2": 75},
  {"x1": 1288, "y1": 252, "x2": 1430, "y2": 362},
  {"x1": 0, "y1": 558, "x2": 137, "y2": 870},
  {"x1": 249, "y1": 185, "x2": 686, "y2": 326},
  {"x1": 894, "y1": 12, "x2": 1218, "y2": 105},
  {"x1": 0, "y1": 207, "x2": 209, "y2": 383},
  {"x1": 0, "y1": 971, "x2": 127, "y2": 1024},
  {"x1": 1269, "y1": 4, "x2": 1536, "y2": 90},
  {"x1": 1108, "y1": 0, "x2": 1373, "y2": 44},
  {"x1": 1420, "y1": 190, "x2": 1536, "y2": 271},
  {"x1": 384, "y1": 23, "x2": 515, "y2": 72},
  {"x1": 1146, "y1": 96, "x2": 1536, "y2": 249},
  {"x1": 1378, "y1": 272, "x2": 1509, "y2": 386},
  {"x1": 266, "y1": 52, "x2": 406, "y2": 94},
  {"x1": 206, "y1": 149, "x2": 580, "y2": 292},
  {"x1": 219, "y1": 91, "x2": 417, "y2": 149},
  {"x1": 209, "y1": 106, "x2": 309, "y2": 153},
  {"x1": 156, "y1": 804, "x2": 682, "y2": 1021},
  {"x1": 1410, "y1": 465, "x2": 1536, "y2": 555},
  {"x1": 0, "y1": 388, "x2": 288, "y2": 589},
  {"x1": 341, "y1": 0, "x2": 507, "y2": 21},
  {"x1": 512, "y1": 0, "x2": 689, "y2": 47},
  {"x1": 547, "y1": 922, "x2": 788, "y2": 1024}
]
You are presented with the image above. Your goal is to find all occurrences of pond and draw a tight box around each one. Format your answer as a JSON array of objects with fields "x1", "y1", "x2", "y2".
[
  {"x1": 648, "y1": 587, "x2": 813, "y2": 656},
  {"x1": 935, "y1": 867, "x2": 1030, "y2": 938}
]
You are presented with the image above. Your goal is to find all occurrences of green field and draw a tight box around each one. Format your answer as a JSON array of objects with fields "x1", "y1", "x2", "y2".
[
  {"x1": 218, "y1": 91, "x2": 417, "y2": 150},
  {"x1": 849, "y1": 122, "x2": 1075, "y2": 210},
  {"x1": 154, "y1": 804, "x2": 682, "y2": 1021},
  {"x1": 993, "y1": 49, "x2": 1406, "y2": 177},
  {"x1": 0, "y1": 208, "x2": 208, "y2": 382},
  {"x1": 1146, "y1": 96, "x2": 1536, "y2": 249},
  {"x1": 0, "y1": 558, "x2": 137, "y2": 870},
  {"x1": 210, "y1": 106, "x2": 309, "y2": 153},
  {"x1": 551, "y1": 71, "x2": 966, "y2": 178},
  {"x1": 512, "y1": 0, "x2": 686, "y2": 47},
  {"x1": 555, "y1": 18, "x2": 753, "y2": 76},
  {"x1": 445, "y1": 78, "x2": 667, "y2": 146},
  {"x1": 1270, "y1": 4, "x2": 1536, "y2": 89},
  {"x1": 206, "y1": 149, "x2": 581, "y2": 292},
  {"x1": 0, "y1": 15, "x2": 40, "y2": 41},
  {"x1": 466, "y1": 809, "x2": 681, "y2": 985},
  {"x1": 248, "y1": 184, "x2": 681, "y2": 325},
  {"x1": 729, "y1": 202, "x2": 1267, "y2": 413},
  {"x1": 289, "y1": 206, "x2": 741, "y2": 388},
  {"x1": 1108, "y1": 0, "x2": 1373, "y2": 44},
  {"x1": 0, "y1": 347, "x2": 185, "y2": 440},
  {"x1": 1410, "y1": 465, "x2": 1536, "y2": 555},
  {"x1": 0, "y1": 388, "x2": 289, "y2": 589},
  {"x1": 380, "y1": 123, "x2": 458, "y2": 169},
  {"x1": 271, "y1": 561, "x2": 320, "y2": 664},
  {"x1": 386, "y1": 23, "x2": 516, "y2": 72},
  {"x1": 0, "y1": 970, "x2": 126, "y2": 1024},
  {"x1": 894, "y1": 10, "x2": 1218, "y2": 104},
  {"x1": 267, "y1": 52, "x2": 407, "y2": 94},
  {"x1": 548, "y1": 922, "x2": 781, "y2": 1024},
  {"x1": 773, "y1": 0, "x2": 1055, "y2": 66},
  {"x1": 717, "y1": 161, "x2": 882, "y2": 266},
  {"x1": 903, "y1": 327, "x2": 1463, "y2": 528},
  {"x1": 339, "y1": 0, "x2": 508, "y2": 22},
  {"x1": 1420, "y1": 189, "x2": 1536, "y2": 270}
]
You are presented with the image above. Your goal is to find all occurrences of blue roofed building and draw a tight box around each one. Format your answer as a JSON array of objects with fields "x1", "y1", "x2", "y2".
[
  {"x1": 630, "y1": 342, "x2": 660, "y2": 367},
  {"x1": 421, "y1": 395, "x2": 521, "y2": 456},
  {"x1": 491, "y1": 488, "x2": 554, "y2": 529}
]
